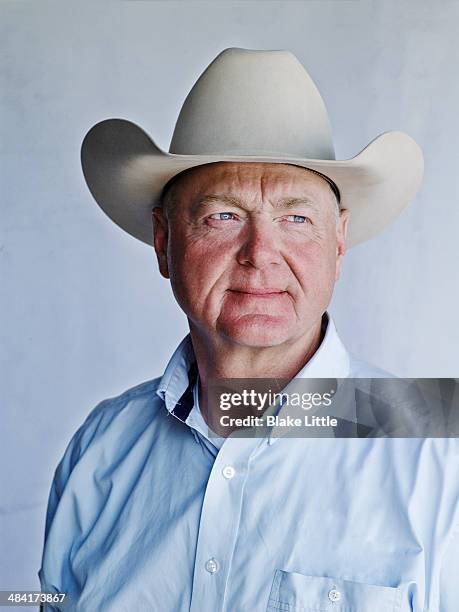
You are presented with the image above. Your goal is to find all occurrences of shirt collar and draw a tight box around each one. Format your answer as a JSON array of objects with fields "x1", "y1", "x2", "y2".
[
  {"x1": 156, "y1": 335, "x2": 197, "y2": 422},
  {"x1": 293, "y1": 312, "x2": 350, "y2": 380},
  {"x1": 156, "y1": 313, "x2": 351, "y2": 441}
]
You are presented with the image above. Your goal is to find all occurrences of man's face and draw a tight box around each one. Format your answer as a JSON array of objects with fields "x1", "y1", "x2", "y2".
[{"x1": 153, "y1": 162, "x2": 348, "y2": 348}]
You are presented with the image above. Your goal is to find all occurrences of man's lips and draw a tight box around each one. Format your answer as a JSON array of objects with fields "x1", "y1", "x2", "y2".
[{"x1": 228, "y1": 288, "x2": 287, "y2": 296}]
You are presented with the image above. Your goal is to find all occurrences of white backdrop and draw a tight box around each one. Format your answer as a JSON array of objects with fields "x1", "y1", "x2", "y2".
[{"x1": 2, "y1": 0, "x2": 459, "y2": 598}]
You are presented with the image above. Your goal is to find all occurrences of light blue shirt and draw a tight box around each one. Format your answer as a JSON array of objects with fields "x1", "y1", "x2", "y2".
[{"x1": 38, "y1": 315, "x2": 459, "y2": 611}]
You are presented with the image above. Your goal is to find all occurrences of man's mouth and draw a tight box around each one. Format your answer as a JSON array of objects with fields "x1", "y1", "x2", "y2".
[{"x1": 228, "y1": 288, "x2": 286, "y2": 296}]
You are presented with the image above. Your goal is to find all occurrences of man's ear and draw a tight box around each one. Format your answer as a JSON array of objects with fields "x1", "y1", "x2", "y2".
[
  {"x1": 152, "y1": 207, "x2": 170, "y2": 279},
  {"x1": 335, "y1": 208, "x2": 349, "y2": 281}
]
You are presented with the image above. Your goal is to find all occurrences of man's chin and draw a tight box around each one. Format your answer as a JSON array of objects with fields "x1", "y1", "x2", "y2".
[{"x1": 217, "y1": 314, "x2": 294, "y2": 348}]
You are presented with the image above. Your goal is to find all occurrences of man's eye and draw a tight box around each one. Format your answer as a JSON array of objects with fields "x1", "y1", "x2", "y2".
[
  {"x1": 285, "y1": 215, "x2": 309, "y2": 224},
  {"x1": 209, "y1": 212, "x2": 237, "y2": 221}
]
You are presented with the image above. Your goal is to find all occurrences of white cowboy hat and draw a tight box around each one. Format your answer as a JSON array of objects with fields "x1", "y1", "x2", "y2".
[{"x1": 81, "y1": 47, "x2": 424, "y2": 248}]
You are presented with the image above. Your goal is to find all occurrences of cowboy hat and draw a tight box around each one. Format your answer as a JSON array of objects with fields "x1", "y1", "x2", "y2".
[{"x1": 81, "y1": 47, "x2": 424, "y2": 248}]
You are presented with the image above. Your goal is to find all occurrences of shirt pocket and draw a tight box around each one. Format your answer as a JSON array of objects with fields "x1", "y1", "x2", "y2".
[{"x1": 266, "y1": 570, "x2": 406, "y2": 612}]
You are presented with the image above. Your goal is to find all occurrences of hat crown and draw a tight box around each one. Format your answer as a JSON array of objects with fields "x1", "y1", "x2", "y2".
[{"x1": 170, "y1": 48, "x2": 335, "y2": 160}]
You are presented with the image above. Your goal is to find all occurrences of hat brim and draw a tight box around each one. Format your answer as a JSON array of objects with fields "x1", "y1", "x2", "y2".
[{"x1": 81, "y1": 118, "x2": 424, "y2": 248}]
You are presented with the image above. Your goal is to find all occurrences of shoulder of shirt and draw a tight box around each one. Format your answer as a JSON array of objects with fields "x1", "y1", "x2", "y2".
[
  {"x1": 347, "y1": 355, "x2": 459, "y2": 460},
  {"x1": 85, "y1": 376, "x2": 163, "y2": 420},
  {"x1": 79, "y1": 376, "x2": 164, "y2": 438},
  {"x1": 52, "y1": 378, "x2": 164, "y2": 491}
]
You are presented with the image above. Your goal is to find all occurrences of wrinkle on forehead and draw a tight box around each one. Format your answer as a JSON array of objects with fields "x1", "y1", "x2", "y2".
[{"x1": 163, "y1": 162, "x2": 337, "y2": 217}]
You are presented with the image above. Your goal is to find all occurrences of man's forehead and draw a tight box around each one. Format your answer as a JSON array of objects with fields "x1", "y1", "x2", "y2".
[{"x1": 169, "y1": 161, "x2": 334, "y2": 202}]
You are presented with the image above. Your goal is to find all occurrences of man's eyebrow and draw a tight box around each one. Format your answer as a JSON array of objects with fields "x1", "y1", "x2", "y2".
[
  {"x1": 191, "y1": 194, "x2": 246, "y2": 212},
  {"x1": 275, "y1": 197, "x2": 320, "y2": 211}
]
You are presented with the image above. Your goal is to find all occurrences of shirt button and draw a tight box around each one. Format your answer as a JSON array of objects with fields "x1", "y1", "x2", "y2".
[
  {"x1": 205, "y1": 558, "x2": 219, "y2": 574},
  {"x1": 222, "y1": 466, "x2": 235, "y2": 479},
  {"x1": 328, "y1": 588, "x2": 341, "y2": 602}
]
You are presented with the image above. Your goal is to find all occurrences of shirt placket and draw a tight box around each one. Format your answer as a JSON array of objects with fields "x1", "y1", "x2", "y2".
[{"x1": 189, "y1": 435, "x2": 264, "y2": 612}]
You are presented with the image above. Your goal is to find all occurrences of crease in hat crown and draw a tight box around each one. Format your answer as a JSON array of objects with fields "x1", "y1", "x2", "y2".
[{"x1": 169, "y1": 47, "x2": 335, "y2": 160}]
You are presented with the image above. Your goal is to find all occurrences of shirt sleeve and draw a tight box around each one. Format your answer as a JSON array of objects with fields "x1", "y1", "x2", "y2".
[
  {"x1": 37, "y1": 401, "x2": 109, "y2": 600},
  {"x1": 37, "y1": 456, "x2": 74, "y2": 610},
  {"x1": 39, "y1": 422, "x2": 85, "y2": 550}
]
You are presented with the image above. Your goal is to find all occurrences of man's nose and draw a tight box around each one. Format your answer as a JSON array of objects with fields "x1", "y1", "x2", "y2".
[{"x1": 236, "y1": 217, "x2": 283, "y2": 269}]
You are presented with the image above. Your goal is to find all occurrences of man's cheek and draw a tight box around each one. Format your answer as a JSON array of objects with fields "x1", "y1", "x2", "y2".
[
  {"x1": 286, "y1": 242, "x2": 327, "y2": 273},
  {"x1": 292, "y1": 252, "x2": 335, "y2": 295},
  {"x1": 183, "y1": 241, "x2": 233, "y2": 273},
  {"x1": 177, "y1": 250, "x2": 228, "y2": 292}
]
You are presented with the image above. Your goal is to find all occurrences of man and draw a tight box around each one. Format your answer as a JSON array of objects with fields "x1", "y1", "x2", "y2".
[{"x1": 39, "y1": 49, "x2": 458, "y2": 611}]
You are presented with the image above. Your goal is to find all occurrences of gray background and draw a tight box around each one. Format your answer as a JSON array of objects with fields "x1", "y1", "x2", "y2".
[{"x1": 1, "y1": 0, "x2": 458, "y2": 598}]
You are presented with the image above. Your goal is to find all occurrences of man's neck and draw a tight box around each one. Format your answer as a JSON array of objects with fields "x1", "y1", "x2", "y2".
[{"x1": 189, "y1": 316, "x2": 325, "y2": 433}]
